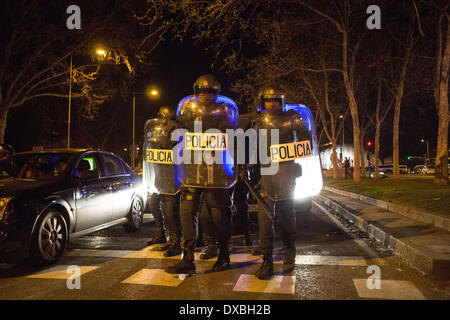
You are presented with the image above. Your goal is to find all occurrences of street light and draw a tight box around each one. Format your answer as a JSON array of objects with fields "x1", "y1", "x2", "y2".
[
  {"x1": 421, "y1": 139, "x2": 429, "y2": 165},
  {"x1": 131, "y1": 87, "x2": 160, "y2": 168},
  {"x1": 67, "y1": 54, "x2": 73, "y2": 148},
  {"x1": 67, "y1": 48, "x2": 106, "y2": 149}
]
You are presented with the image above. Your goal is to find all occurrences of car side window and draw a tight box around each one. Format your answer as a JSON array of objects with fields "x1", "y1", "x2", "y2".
[
  {"x1": 100, "y1": 154, "x2": 125, "y2": 177},
  {"x1": 75, "y1": 155, "x2": 100, "y2": 179}
]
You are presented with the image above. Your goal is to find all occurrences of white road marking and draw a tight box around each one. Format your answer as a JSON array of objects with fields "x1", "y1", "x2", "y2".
[
  {"x1": 233, "y1": 274, "x2": 295, "y2": 294},
  {"x1": 353, "y1": 279, "x2": 426, "y2": 300},
  {"x1": 65, "y1": 249, "x2": 135, "y2": 258},
  {"x1": 26, "y1": 265, "x2": 99, "y2": 280},
  {"x1": 121, "y1": 268, "x2": 184, "y2": 287}
]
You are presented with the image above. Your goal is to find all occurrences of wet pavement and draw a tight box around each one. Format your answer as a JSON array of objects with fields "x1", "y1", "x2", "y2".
[{"x1": 0, "y1": 204, "x2": 449, "y2": 300}]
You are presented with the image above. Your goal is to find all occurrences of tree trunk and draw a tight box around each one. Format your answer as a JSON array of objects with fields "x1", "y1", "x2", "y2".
[
  {"x1": 374, "y1": 121, "x2": 381, "y2": 178},
  {"x1": 434, "y1": 14, "x2": 449, "y2": 185},
  {"x1": 360, "y1": 132, "x2": 366, "y2": 174},
  {"x1": 0, "y1": 106, "x2": 9, "y2": 144},
  {"x1": 331, "y1": 139, "x2": 338, "y2": 179},
  {"x1": 435, "y1": 110, "x2": 449, "y2": 184},
  {"x1": 350, "y1": 105, "x2": 361, "y2": 183},
  {"x1": 393, "y1": 99, "x2": 401, "y2": 179},
  {"x1": 342, "y1": 31, "x2": 361, "y2": 184}
]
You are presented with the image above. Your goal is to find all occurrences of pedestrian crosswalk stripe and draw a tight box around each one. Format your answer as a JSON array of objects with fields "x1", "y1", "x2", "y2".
[
  {"x1": 120, "y1": 246, "x2": 370, "y2": 267},
  {"x1": 352, "y1": 279, "x2": 426, "y2": 300},
  {"x1": 121, "y1": 268, "x2": 184, "y2": 287},
  {"x1": 122, "y1": 249, "x2": 180, "y2": 259},
  {"x1": 233, "y1": 274, "x2": 296, "y2": 295},
  {"x1": 65, "y1": 249, "x2": 136, "y2": 258},
  {"x1": 25, "y1": 265, "x2": 99, "y2": 280},
  {"x1": 284, "y1": 255, "x2": 367, "y2": 266}
]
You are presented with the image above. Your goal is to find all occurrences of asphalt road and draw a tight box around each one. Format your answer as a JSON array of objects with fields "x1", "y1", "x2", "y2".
[{"x1": 0, "y1": 203, "x2": 449, "y2": 300}]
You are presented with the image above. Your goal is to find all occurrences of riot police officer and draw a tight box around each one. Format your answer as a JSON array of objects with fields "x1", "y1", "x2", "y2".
[
  {"x1": 144, "y1": 107, "x2": 182, "y2": 256},
  {"x1": 251, "y1": 88, "x2": 312, "y2": 279},
  {"x1": 165, "y1": 75, "x2": 238, "y2": 274}
]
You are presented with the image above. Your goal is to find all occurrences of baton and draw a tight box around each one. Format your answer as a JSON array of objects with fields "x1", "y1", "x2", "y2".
[{"x1": 242, "y1": 175, "x2": 273, "y2": 220}]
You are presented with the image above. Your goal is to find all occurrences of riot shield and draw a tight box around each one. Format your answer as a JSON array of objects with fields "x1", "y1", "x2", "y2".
[
  {"x1": 284, "y1": 104, "x2": 323, "y2": 199},
  {"x1": 175, "y1": 95, "x2": 238, "y2": 189},
  {"x1": 256, "y1": 104, "x2": 321, "y2": 201},
  {"x1": 143, "y1": 118, "x2": 180, "y2": 195}
]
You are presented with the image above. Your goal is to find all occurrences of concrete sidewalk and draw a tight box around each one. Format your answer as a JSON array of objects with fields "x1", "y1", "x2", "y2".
[{"x1": 316, "y1": 189, "x2": 450, "y2": 280}]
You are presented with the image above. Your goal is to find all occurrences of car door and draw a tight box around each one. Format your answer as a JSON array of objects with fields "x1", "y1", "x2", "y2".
[
  {"x1": 73, "y1": 153, "x2": 113, "y2": 232},
  {"x1": 98, "y1": 153, "x2": 134, "y2": 222}
]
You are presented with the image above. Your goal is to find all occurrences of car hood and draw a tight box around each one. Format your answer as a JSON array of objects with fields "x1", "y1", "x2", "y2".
[{"x1": 0, "y1": 178, "x2": 62, "y2": 198}]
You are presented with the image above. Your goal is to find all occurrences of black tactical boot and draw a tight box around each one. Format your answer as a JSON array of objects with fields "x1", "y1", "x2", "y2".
[
  {"x1": 153, "y1": 241, "x2": 170, "y2": 251},
  {"x1": 200, "y1": 244, "x2": 218, "y2": 260},
  {"x1": 283, "y1": 247, "x2": 296, "y2": 265},
  {"x1": 164, "y1": 234, "x2": 182, "y2": 257},
  {"x1": 245, "y1": 234, "x2": 253, "y2": 246},
  {"x1": 212, "y1": 248, "x2": 231, "y2": 272},
  {"x1": 255, "y1": 256, "x2": 274, "y2": 280},
  {"x1": 147, "y1": 233, "x2": 166, "y2": 246},
  {"x1": 165, "y1": 259, "x2": 196, "y2": 275}
]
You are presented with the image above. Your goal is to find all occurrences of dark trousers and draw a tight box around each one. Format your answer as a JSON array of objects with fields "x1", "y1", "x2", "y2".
[
  {"x1": 150, "y1": 194, "x2": 165, "y2": 236},
  {"x1": 180, "y1": 187, "x2": 232, "y2": 261},
  {"x1": 161, "y1": 193, "x2": 181, "y2": 237},
  {"x1": 257, "y1": 196, "x2": 296, "y2": 257},
  {"x1": 234, "y1": 180, "x2": 250, "y2": 236},
  {"x1": 199, "y1": 199, "x2": 217, "y2": 246}
]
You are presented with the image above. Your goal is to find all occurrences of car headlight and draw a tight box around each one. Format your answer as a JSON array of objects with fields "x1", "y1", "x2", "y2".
[{"x1": 0, "y1": 197, "x2": 13, "y2": 220}]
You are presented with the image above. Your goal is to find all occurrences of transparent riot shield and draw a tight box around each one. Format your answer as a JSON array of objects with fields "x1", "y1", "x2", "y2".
[
  {"x1": 284, "y1": 104, "x2": 323, "y2": 200},
  {"x1": 175, "y1": 95, "x2": 238, "y2": 189},
  {"x1": 254, "y1": 103, "x2": 322, "y2": 201},
  {"x1": 143, "y1": 118, "x2": 180, "y2": 195}
]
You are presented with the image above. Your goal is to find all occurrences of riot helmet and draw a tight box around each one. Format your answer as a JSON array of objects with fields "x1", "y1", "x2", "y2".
[
  {"x1": 193, "y1": 74, "x2": 221, "y2": 96},
  {"x1": 157, "y1": 106, "x2": 175, "y2": 120},
  {"x1": 259, "y1": 88, "x2": 285, "y2": 113}
]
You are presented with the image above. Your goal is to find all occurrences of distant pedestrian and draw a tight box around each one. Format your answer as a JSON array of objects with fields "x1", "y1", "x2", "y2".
[{"x1": 344, "y1": 157, "x2": 350, "y2": 178}]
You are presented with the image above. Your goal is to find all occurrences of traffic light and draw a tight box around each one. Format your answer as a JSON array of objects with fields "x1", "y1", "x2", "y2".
[
  {"x1": 407, "y1": 156, "x2": 411, "y2": 160},
  {"x1": 367, "y1": 141, "x2": 372, "y2": 147}
]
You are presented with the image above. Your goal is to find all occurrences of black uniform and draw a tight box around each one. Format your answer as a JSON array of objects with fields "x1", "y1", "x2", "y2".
[
  {"x1": 166, "y1": 75, "x2": 239, "y2": 274},
  {"x1": 143, "y1": 113, "x2": 182, "y2": 255},
  {"x1": 252, "y1": 92, "x2": 312, "y2": 279}
]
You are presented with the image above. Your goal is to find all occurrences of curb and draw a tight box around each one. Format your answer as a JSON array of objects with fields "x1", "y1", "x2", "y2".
[
  {"x1": 323, "y1": 186, "x2": 450, "y2": 232},
  {"x1": 315, "y1": 193, "x2": 450, "y2": 280}
]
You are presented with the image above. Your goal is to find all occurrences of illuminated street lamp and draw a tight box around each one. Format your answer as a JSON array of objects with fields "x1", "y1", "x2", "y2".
[
  {"x1": 67, "y1": 47, "x2": 106, "y2": 149},
  {"x1": 421, "y1": 139, "x2": 429, "y2": 165},
  {"x1": 131, "y1": 87, "x2": 160, "y2": 168}
]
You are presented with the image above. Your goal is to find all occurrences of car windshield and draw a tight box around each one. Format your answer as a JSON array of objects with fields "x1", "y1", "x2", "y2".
[{"x1": 0, "y1": 153, "x2": 73, "y2": 180}]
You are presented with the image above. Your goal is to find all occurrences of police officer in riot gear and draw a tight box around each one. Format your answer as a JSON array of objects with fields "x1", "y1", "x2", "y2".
[
  {"x1": 251, "y1": 88, "x2": 312, "y2": 279},
  {"x1": 165, "y1": 75, "x2": 238, "y2": 274},
  {"x1": 144, "y1": 107, "x2": 182, "y2": 257}
]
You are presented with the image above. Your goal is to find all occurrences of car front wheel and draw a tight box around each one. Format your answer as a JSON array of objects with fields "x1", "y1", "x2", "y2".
[
  {"x1": 123, "y1": 197, "x2": 144, "y2": 232},
  {"x1": 29, "y1": 210, "x2": 68, "y2": 266}
]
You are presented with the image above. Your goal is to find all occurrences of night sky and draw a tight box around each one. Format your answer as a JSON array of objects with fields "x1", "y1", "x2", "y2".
[{"x1": 2, "y1": 1, "x2": 441, "y2": 167}]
